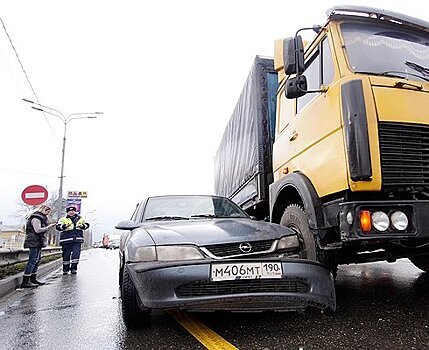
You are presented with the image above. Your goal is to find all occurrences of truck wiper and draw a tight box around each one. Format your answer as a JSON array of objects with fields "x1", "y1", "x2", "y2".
[
  {"x1": 357, "y1": 69, "x2": 429, "y2": 83},
  {"x1": 190, "y1": 214, "x2": 218, "y2": 218},
  {"x1": 405, "y1": 61, "x2": 429, "y2": 77},
  {"x1": 145, "y1": 216, "x2": 189, "y2": 221},
  {"x1": 357, "y1": 70, "x2": 406, "y2": 79}
]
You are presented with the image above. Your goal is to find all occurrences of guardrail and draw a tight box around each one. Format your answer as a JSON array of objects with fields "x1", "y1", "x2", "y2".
[{"x1": 0, "y1": 247, "x2": 62, "y2": 267}]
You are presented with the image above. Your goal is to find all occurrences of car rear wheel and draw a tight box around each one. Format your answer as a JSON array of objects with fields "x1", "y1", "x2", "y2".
[
  {"x1": 409, "y1": 255, "x2": 429, "y2": 272},
  {"x1": 121, "y1": 266, "x2": 151, "y2": 329}
]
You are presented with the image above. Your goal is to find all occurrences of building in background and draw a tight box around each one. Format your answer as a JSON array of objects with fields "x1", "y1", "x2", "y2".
[{"x1": 0, "y1": 223, "x2": 25, "y2": 248}]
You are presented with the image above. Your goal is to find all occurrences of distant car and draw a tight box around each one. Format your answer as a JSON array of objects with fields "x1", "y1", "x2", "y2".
[
  {"x1": 108, "y1": 239, "x2": 120, "y2": 249},
  {"x1": 116, "y1": 195, "x2": 336, "y2": 329}
]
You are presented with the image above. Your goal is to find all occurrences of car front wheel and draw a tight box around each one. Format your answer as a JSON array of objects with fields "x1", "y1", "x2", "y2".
[{"x1": 121, "y1": 266, "x2": 151, "y2": 329}]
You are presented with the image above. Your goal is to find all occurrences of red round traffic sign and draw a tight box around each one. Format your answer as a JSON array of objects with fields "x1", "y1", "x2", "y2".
[{"x1": 21, "y1": 185, "x2": 48, "y2": 205}]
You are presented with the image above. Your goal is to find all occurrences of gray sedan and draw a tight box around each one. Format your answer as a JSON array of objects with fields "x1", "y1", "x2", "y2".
[{"x1": 116, "y1": 195, "x2": 336, "y2": 329}]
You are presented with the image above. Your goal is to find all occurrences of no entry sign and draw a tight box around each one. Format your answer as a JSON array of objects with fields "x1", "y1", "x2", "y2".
[{"x1": 21, "y1": 185, "x2": 48, "y2": 206}]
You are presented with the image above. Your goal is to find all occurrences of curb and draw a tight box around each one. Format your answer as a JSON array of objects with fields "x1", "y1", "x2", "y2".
[{"x1": 0, "y1": 258, "x2": 63, "y2": 298}]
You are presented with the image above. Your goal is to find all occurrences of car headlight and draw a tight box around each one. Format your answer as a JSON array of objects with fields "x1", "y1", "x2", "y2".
[
  {"x1": 277, "y1": 235, "x2": 300, "y2": 251},
  {"x1": 156, "y1": 246, "x2": 205, "y2": 261},
  {"x1": 131, "y1": 246, "x2": 157, "y2": 262}
]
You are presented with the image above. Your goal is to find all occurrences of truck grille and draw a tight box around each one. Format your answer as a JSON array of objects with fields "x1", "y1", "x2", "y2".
[
  {"x1": 176, "y1": 279, "x2": 309, "y2": 297},
  {"x1": 379, "y1": 122, "x2": 429, "y2": 186},
  {"x1": 203, "y1": 240, "x2": 274, "y2": 258}
]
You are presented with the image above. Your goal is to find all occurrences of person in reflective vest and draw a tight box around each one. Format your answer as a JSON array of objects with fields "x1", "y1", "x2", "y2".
[{"x1": 56, "y1": 206, "x2": 89, "y2": 275}]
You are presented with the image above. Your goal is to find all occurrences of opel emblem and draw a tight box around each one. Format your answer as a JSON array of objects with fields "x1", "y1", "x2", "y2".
[{"x1": 239, "y1": 242, "x2": 252, "y2": 253}]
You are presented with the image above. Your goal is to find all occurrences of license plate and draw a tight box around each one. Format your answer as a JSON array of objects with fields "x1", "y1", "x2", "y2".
[{"x1": 211, "y1": 262, "x2": 283, "y2": 281}]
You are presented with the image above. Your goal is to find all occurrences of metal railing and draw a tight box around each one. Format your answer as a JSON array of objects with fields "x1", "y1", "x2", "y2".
[{"x1": 0, "y1": 247, "x2": 62, "y2": 267}]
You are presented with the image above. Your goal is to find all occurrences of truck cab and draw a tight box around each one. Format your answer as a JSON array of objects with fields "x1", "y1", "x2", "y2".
[{"x1": 271, "y1": 6, "x2": 429, "y2": 270}]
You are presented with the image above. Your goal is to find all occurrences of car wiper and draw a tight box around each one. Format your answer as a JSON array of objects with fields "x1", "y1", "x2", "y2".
[
  {"x1": 190, "y1": 214, "x2": 246, "y2": 218},
  {"x1": 145, "y1": 216, "x2": 189, "y2": 221},
  {"x1": 405, "y1": 61, "x2": 429, "y2": 77}
]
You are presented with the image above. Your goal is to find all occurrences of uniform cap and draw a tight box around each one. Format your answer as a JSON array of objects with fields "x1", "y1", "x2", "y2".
[{"x1": 66, "y1": 206, "x2": 77, "y2": 212}]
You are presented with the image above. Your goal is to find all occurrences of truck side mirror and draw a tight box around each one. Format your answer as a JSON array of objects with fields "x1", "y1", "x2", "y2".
[
  {"x1": 285, "y1": 75, "x2": 308, "y2": 99},
  {"x1": 284, "y1": 36, "x2": 305, "y2": 75}
]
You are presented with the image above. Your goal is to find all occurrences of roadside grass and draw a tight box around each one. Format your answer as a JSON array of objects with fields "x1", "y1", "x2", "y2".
[{"x1": 0, "y1": 254, "x2": 62, "y2": 280}]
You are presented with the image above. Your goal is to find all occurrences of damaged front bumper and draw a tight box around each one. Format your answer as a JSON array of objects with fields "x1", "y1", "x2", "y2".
[{"x1": 126, "y1": 258, "x2": 336, "y2": 313}]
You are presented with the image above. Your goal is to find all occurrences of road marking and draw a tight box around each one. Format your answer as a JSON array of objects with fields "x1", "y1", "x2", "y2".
[{"x1": 170, "y1": 310, "x2": 239, "y2": 350}]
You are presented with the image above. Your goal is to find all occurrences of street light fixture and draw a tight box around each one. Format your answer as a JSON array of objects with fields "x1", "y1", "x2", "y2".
[{"x1": 23, "y1": 99, "x2": 103, "y2": 243}]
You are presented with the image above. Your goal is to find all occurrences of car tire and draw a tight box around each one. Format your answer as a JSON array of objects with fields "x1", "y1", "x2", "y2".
[
  {"x1": 121, "y1": 266, "x2": 151, "y2": 329},
  {"x1": 119, "y1": 265, "x2": 123, "y2": 288},
  {"x1": 409, "y1": 255, "x2": 429, "y2": 272}
]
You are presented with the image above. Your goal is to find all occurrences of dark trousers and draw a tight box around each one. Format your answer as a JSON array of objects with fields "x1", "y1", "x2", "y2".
[
  {"x1": 24, "y1": 247, "x2": 42, "y2": 276},
  {"x1": 62, "y1": 242, "x2": 82, "y2": 272}
]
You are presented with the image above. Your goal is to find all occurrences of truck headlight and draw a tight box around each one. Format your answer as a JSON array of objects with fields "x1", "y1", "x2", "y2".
[
  {"x1": 391, "y1": 211, "x2": 408, "y2": 231},
  {"x1": 372, "y1": 211, "x2": 389, "y2": 232},
  {"x1": 156, "y1": 246, "x2": 205, "y2": 261}
]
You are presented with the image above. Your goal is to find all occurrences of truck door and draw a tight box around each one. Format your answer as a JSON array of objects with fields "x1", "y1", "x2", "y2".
[{"x1": 274, "y1": 35, "x2": 348, "y2": 198}]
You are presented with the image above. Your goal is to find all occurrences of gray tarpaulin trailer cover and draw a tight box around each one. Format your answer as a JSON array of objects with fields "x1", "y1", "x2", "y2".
[{"x1": 214, "y1": 56, "x2": 278, "y2": 211}]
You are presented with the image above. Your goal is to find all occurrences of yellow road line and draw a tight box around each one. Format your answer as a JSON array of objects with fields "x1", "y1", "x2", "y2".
[{"x1": 169, "y1": 310, "x2": 239, "y2": 350}]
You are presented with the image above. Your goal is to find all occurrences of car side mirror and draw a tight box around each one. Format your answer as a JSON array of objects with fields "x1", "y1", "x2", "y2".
[
  {"x1": 285, "y1": 75, "x2": 308, "y2": 99},
  {"x1": 115, "y1": 220, "x2": 141, "y2": 230}
]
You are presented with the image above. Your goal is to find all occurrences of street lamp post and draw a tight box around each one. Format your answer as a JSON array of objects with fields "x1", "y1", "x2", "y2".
[{"x1": 23, "y1": 99, "x2": 103, "y2": 243}]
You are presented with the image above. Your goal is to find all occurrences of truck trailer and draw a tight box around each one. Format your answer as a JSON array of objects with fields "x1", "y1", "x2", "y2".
[{"x1": 214, "y1": 6, "x2": 429, "y2": 273}]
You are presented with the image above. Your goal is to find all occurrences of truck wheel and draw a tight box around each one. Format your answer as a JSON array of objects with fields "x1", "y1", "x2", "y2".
[
  {"x1": 280, "y1": 204, "x2": 317, "y2": 260},
  {"x1": 409, "y1": 256, "x2": 429, "y2": 272},
  {"x1": 121, "y1": 266, "x2": 151, "y2": 329}
]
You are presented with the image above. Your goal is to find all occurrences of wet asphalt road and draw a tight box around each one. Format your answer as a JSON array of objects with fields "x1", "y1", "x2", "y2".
[{"x1": 0, "y1": 248, "x2": 428, "y2": 350}]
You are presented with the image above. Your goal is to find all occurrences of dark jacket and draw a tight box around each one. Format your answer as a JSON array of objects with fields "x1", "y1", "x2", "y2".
[
  {"x1": 56, "y1": 214, "x2": 89, "y2": 245},
  {"x1": 24, "y1": 212, "x2": 49, "y2": 248}
]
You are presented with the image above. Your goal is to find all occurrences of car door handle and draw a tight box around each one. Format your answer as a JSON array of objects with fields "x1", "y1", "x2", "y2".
[{"x1": 289, "y1": 131, "x2": 298, "y2": 141}]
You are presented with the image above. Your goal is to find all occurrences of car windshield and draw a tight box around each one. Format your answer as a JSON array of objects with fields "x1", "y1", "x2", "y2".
[
  {"x1": 143, "y1": 196, "x2": 248, "y2": 221},
  {"x1": 341, "y1": 21, "x2": 429, "y2": 82}
]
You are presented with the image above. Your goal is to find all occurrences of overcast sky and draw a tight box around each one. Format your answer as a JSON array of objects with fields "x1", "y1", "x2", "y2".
[{"x1": 1, "y1": 0, "x2": 427, "y2": 241}]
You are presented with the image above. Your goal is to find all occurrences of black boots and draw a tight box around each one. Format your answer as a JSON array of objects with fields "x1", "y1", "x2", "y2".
[
  {"x1": 30, "y1": 274, "x2": 46, "y2": 285},
  {"x1": 20, "y1": 275, "x2": 38, "y2": 288}
]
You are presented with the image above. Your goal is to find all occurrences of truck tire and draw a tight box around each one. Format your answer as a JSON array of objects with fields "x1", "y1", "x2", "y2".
[
  {"x1": 121, "y1": 266, "x2": 151, "y2": 329},
  {"x1": 280, "y1": 204, "x2": 317, "y2": 260},
  {"x1": 409, "y1": 256, "x2": 429, "y2": 272}
]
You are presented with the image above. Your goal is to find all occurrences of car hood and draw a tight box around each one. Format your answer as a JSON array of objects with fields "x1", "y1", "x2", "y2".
[{"x1": 141, "y1": 218, "x2": 293, "y2": 246}]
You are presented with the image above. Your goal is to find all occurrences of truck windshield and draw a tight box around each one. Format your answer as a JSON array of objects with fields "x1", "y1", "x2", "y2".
[{"x1": 341, "y1": 21, "x2": 429, "y2": 82}]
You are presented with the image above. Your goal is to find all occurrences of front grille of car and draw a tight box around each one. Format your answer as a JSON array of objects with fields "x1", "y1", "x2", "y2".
[
  {"x1": 203, "y1": 239, "x2": 274, "y2": 258},
  {"x1": 379, "y1": 122, "x2": 429, "y2": 187},
  {"x1": 176, "y1": 279, "x2": 309, "y2": 297}
]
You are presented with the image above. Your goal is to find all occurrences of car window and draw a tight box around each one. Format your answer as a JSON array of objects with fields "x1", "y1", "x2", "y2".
[{"x1": 143, "y1": 196, "x2": 248, "y2": 220}]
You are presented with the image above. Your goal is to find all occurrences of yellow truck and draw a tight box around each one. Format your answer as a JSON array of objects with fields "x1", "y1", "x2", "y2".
[{"x1": 214, "y1": 6, "x2": 429, "y2": 273}]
